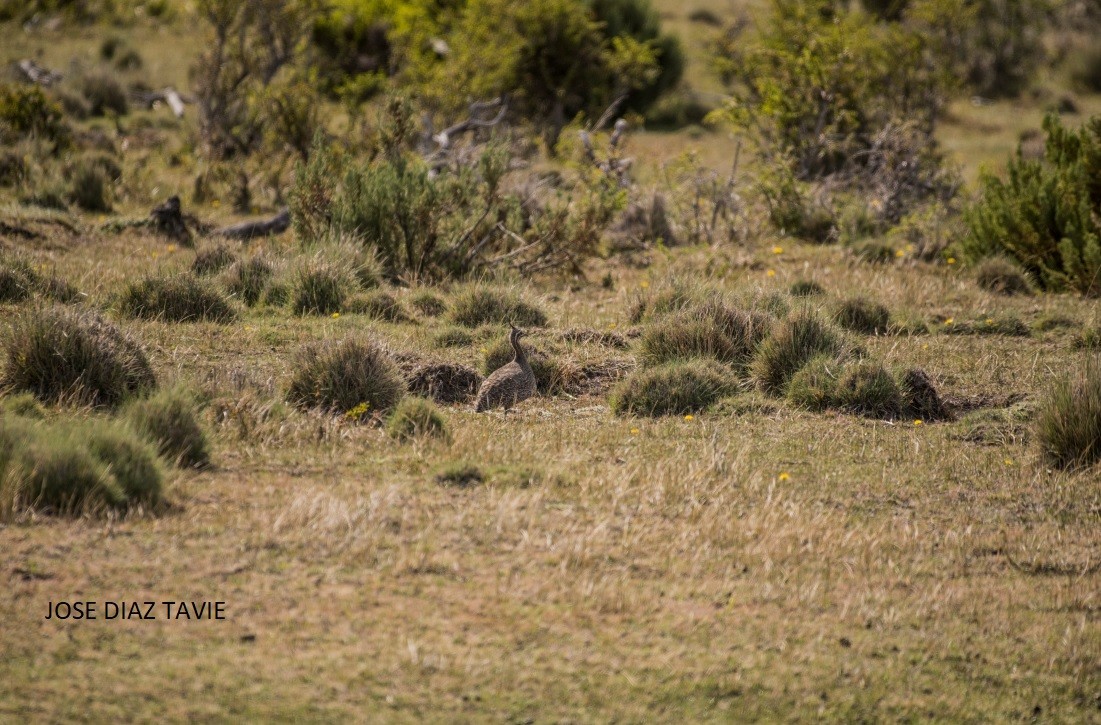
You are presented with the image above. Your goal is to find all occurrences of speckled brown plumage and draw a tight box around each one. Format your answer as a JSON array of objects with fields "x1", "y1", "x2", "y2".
[{"x1": 474, "y1": 325, "x2": 536, "y2": 412}]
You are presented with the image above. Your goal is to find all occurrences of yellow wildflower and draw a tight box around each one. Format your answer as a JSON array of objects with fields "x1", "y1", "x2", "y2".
[
  {"x1": 630, "y1": 428, "x2": 639, "y2": 435},
  {"x1": 778, "y1": 472, "x2": 790, "y2": 481},
  {"x1": 772, "y1": 245, "x2": 784, "y2": 254},
  {"x1": 944, "y1": 318, "x2": 954, "y2": 326},
  {"x1": 947, "y1": 257, "x2": 956, "y2": 265},
  {"x1": 913, "y1": 420, "x2": 923, "y2": 426},
  {"x1": 684, "y1": 414, "x2": 694, "y2": 421},
  {"x1": 211, "y1": 199, "x2": 221, "y2": 208},
  {"x1": 895, "y1": 249, "x2": 905, "y2": 258},
  {"x1": 331, "y1": 312, "x2": 340, "y2": 319},
  {"x1": 640, "y1": 280, "x2": 650, "y2": 289},
  {"x1": 766, "y1": 269, "x2": 776, "y2": 277}
]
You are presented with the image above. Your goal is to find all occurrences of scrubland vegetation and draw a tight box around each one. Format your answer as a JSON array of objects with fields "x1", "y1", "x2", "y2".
[{"x1": 1, "y1": 0, "x2": 1099, "y2": 720}]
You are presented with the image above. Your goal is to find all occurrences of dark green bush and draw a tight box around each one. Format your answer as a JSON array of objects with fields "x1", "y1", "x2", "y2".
[
  {"x1": 964, "y1": 114, "x2": 1101, "y2": 296},
  {"x1": 752, "y1": 310, "x2": 846, "y2": 394},
  {"x1": 386, "y1": 397, "x2": 450, "y2": 442},
  {"x1": 118, "y1": 275, "x2": 237, "y2": 323},
  {"x1": 225, "y1": 256, "x2": 274, "y2": 307},
  {"x1": 974, "y1": 256, "x2": 1033, "y2": 295},
  {"x1": 292, "y1": 263, "x2": 349, "y2": 315},
  {"x1": 287, "y1": 337, "x2": 405, "y2": 416},
  {"x1": 835, "y1": 297, "x2": 891, "y2": 334},
  {"x1": 1036, "y1": 359, "x2": 1101, "y2": 469},
  {"x1": 0, "y1": 83, "x2": 69, "y2": 148},
  {"x1": 124, "y1": 389, "x2": 210, "y2": 468},
  {"x1": 192, "y1": 244, "x2": 238, "y2": 277},
  {"x1": 449, "y1": 286, "x2": 547, "y2": 328},
  {"x1": 345, "y1": 290, "x2": 411, "y2": 322},
  {"x1": 85, "y1": 425, "x2": 164, "y2": 504},
  {"x1": 2, "y1": 307, "x2": 155, "y2": 408},
  {"x1": 610, "y1": 359, "x2": 733, "y2": 416}
]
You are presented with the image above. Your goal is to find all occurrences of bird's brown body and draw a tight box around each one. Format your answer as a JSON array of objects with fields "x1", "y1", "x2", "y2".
[{"x1": 474, "y1": 326, "x2": 537, "y2": 412}]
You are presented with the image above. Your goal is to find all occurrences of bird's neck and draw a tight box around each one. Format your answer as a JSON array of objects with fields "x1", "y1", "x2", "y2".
[{"x1": 511, "y1": 337, "x2": 527, "y2": 365}]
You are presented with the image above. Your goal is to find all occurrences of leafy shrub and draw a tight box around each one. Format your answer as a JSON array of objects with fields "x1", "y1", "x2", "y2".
[
  {"x1": 79, "y1": 73, "x2": 129, "y2": 117},
  {"x1": 118, "y1": 276, "x2": 237, "y2": 323},
  {"x1": 964, "y1": 114, "x2": 1101, "y2": 296},
  {"x1": 449, "y1": 286, "x2": 547, "y2": 328},
  {"x1": 345, "y1": 290, "x2": 410, "y2": 322},
  {"x1": 292, "y1": 263, "x2": 349, "y2": 315},
  {"x1": 835, "y1": 297, "x2": 891, "y2": 334},
  {"x1": 410, "y1": 289, "x2": 447, "y2": 317},
  {"x1": 224, "y1": 256, "x2": 274, "y2": 307},
  {"x1": 752, "y1": 310, "x2": 847, "y2": 394},
  {"x1": 610, "y1": 359, "x2": 733, "y2": 416},
  {"x1": 790, "y1": 280, "x2": 825, "y2": 297},
  {"x1": 758, "y1": 170, "x2": 837, "y2": 242},
  {"x1": 974, "y1": 255, "x2": 1033, "y2": 295},
  {"x1": 287, "y1": 337, "x2": 405, "y2": 416},
  {"x1": 1036, "y1": 359, "x2": 1101, "y2": 469},
  {"x1": 386, "y1": 397, "x2": 450, "y2": 441},
  {"x1": 192, "y1": 244, "x2": 238, "y2": 276},
  {"x1": 124, "y1": 389, "x2": 210, "y2": 468},
  {"x1": 0, "y1": 83, "x2": 69, "y2": 148},
  {"x1": 2, "y1": 307, "x2": 155, "y2": 407}
]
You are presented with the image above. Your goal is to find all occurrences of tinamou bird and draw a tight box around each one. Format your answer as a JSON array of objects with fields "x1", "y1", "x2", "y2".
[{"x1": 474, "y1": 324, "x2": 537, "y2": 412}]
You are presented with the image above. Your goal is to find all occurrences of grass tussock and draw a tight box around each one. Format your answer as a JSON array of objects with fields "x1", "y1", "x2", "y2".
[
  {"x1": 287, "y1": 337, "x2": 405, "y2": 417},
  {"x1": 434, "y1": 462, "x2": 484, "y2": 488},
  {"x1": 789, "y1": 279, "x2": 826, "y2": 297},
  {"x1": 837, "y1": 361, "x2": 902, "y2": 418},
  {"x1": 940, "y1": 315, "x2": 1031, "y2": 337},
  {"x1": 975, "y1": 256, "x2": 1032, "y2": 295},
  {"x1": 637, "y1": 300, "x2": 771, "y2": 369},
  {"x1": 123, "y1": 389, "x2": 210, "y2": 468},
  {"x1": 292, "y1": 263, "x2": 349, "y2": 316},
  {"x1": 0, "y1": 415, "x2": 163, "y2": 520},
  {"x1": 0, "y1": 256, "x2": 79, "y2": 304},
  {"x1": 448, "y1": 286, "x2": 547, "y2": 328},
  {"x1": 345, "y1": 290, "x2": 411, "y2": 322},
  {"x1": 834, "y1": 297, "x2": 891, "y2": 334},
  {"x1": 752, "y1": 310, "x2": 847, "y2": 395},
  {"x1": 409, "y1": 289, "x2": 448, "y2": 317},
  {"x1": 2, "y1": 307, "x2": 155, "y2": 407},
  {"x1": 1036, "y1": 359, "x2": 1101, "y2": 470},
  {"x1": 610, "y1": 359, "x2": 733, "y2": 416},
  {"x1": 406, "y1": 362, "x2": 482, "y2": 404},
  {"x1": 386, "y1": 397, "x2": 450, "y2": 442},
  {"x1": 224, "y1": 256, "x2": 274, "y2": 307},
  {"x1": 191, "y1": 244, "x2": 238, "y2": 276},
  {"x1": 432, "y1": 326, "x2": 476, "y2": 348},
  {"x1": 118, "y1": 275, "x2": 237, "y2": 323}
]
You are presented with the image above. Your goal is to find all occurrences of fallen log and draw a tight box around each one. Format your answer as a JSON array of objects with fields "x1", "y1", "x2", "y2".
[{"x1": 213, "y1": 208, "x2": 290, "y2": 241}]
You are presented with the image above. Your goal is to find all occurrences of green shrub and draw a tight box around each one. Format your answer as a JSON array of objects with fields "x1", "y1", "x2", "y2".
[
  {"x1": 2, "y1": 307, "x2": 155, "y2": 407},
  {"x1": 225, "y1": 256, "x2": 274, "y2": 307},
  {"x1": 192, "y1": 244, "x2": 238, "y2": 276},
  {"x1": 449, "y1": 286, "x2": 547, "y2": 328},
  {"x1": 410, "y1": 289, "x2": 447, "y2": 317},
  {"x1": 287, "y1": 337, "x2": 405, "y2": 416},
  {"x1": 610, "y1": 359, "x2": 733, "y2": 416},
  {"x1": 835, "y1": 297, "x2": 891, "y2": 334},
  {"x1": 974, "y1": 255, "x2": 1033, "y2": 295},
  {"x1": 124, "y1": 389, "x2": 210, "y2": 468},
  {"x1": 345, "y1": 290, "x2": 411, "y2": 322},
  {"x1": 85, "y1": 425, "x2": 164, "y2": 504},
  {"x1": 752, "y1": 310, "x2": 846, "y2": 394},
  {"x1": 790, "y1": 279, "x2": 826, "y2": 297},
  {"x1": 292, "y1": 263, "x2": 349, "y2": 315},
  {"x1": 1036, "y1": 359, "x2": 1101, "y2": 469},
  {"x1": 386, "y1": 397, "x2": 450, "y2": 442},
  {"x1": 118, "y1": 275, "x2": 237, "y2": 323},
  {"x1": 759, "y1": 170, "x2": 836, "y2": 242},
  {"x1": 0, "y1": 83, "x2": 69, "y2": 148},
  {"x1": 964, "y1": 114, "x2": 1101, "y2": 296}
]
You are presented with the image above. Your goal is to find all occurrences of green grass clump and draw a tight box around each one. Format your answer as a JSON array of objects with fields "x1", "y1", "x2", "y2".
[
  {"x1": 410, "y1": 289, "x2": 448, "y2": 317},
  {"x1": 292, "y1": 263, "x2": 349, "y2": 315},
  {"x1": 610, "y1": 360, "x2": 733, "y2": 416},
  {"x1": 123, "y1": 389, "x2": 210, "y2": 468},
  {"x1": 0, "y1": 256, "x2": 78, "y2": 304},
  {"x1": 0, "y1": 392, "x2": 46, "y2": 419},
  {"x1": 287, "y1": 337, "x2": 405, "y2": 416},
  {"x1": 941, "y1": 315, "x2": 1031, "y2": 337},
  {"x1": 0, "y1": 416, "x2": 163, "y2": 519},
  {"x1": 79, "y1": 73, "x2": 129, "y2": 117},
  {"x1": 753, "y1": 311, "x2": 846, "y2": 395},
  {"x1": 448, "y1": 286, "x2": 547, "y2": 328},
  {"x1": 837, "y1": 361, "x2": 902, "y2": 418},
  {"x1": 65, "y1": 156, "x2": 114, "y2": 212},
  {"x1": 786, "y1": 354, "x2": 843, "y2": 411},
  {"x1": 2, "y1": 307, "x2": 155, "y2": 408},
  {"x1": 974, "y1": 256, "x2": 1032, "y2": 295},
  {"x1": 192, "y1": 244, "x2": 237, "y2": 277},
  {"x1": 834, "y1": 297, "x2": 891, "y2": 334},
  {"x1": 386, "y1": 397, "x2": 450, "y2": 442},
  {"x1": 224, "y1": 256, "x2": 274, "y2": 307},
  {"x1": 1075, "y1": 327, "x2": 1101, "y2": 349},
  {"x1": 345, "y1": 290, "x2": 411, "y2": 322},
  {"x1": 790, "y1": 279, "x2": 826, "y2": 297},
  {"x1": 118, "y1": 275, "x2": 237, "y2": 323},
  {"x1": 1036, "y1": 360, "x2": 1101, "y2": 469},
  {"x1": 638, "y1": 301, "x2": 770, "y2": 369},
  {"x1": 627, "y1": 281, "x2": 696, "y2": 324},
  {"x1": 433, "y1": 326, "x2": 475, "y2": 348},
  {"x1": 851, "y1": 241, "x2": 896, "y2": 264}
]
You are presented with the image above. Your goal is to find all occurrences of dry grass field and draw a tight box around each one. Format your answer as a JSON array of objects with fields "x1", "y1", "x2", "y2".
[{"x1": 1, "y1": 0, "x2": 1100, "y2": 721}]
